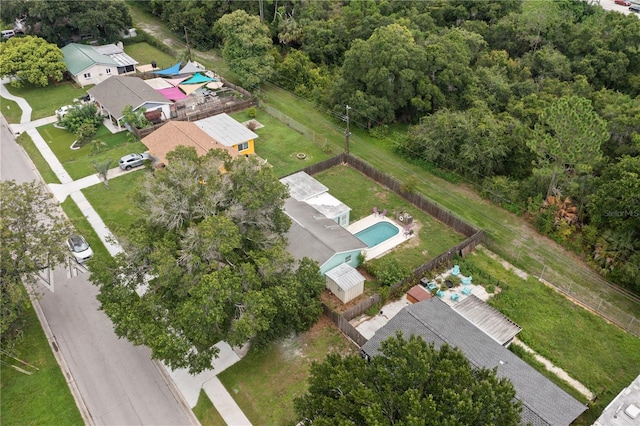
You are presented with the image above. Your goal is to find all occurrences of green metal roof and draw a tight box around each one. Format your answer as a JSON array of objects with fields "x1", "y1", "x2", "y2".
[{"x1": 61, "y1": 43, "x2": 118, "y2": 75}]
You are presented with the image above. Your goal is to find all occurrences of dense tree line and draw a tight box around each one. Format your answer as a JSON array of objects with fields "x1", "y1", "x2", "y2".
[{"x1": 0, "y1": 0, "x2": 133, "y2": 45}]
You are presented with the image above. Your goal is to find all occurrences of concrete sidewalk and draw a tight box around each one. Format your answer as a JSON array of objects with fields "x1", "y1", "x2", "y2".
[{"x1": 1, "y1": 80, "x2": 252, "y2": 425}]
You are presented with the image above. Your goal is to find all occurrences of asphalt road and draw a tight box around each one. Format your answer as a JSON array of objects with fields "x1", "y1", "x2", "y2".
[
  {"x1": 598, "y1": 0, "x2": 638, "y2": 14},
  {"x1": 1, "y1": 114, "x2": 196, "y2": 426}
]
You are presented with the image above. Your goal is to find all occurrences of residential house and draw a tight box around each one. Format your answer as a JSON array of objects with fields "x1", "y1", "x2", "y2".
[
  {"x1": 194, "y1": 113, "x2": 258, "y2": 156},
  {"x1": 141, "y1": 121, "x2": 238, "y2": 165},
  {"x1": 280, "y1": 171, "x2": 351, "y2": 227},
  {"x1": 87, "y1": 76, "x2": 172, "y2": 129},
  {"x1": 61, "y1": 43, "x2": 137, "y2": 87},
  {"x1": 284, "y1": 197, "x2": 366, "y2": 276},
  {"x1": 361, "y1": 298, "x2": 587, "y2": 426}
]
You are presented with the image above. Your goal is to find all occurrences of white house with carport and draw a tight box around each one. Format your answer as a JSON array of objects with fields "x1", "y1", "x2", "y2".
[
  {"x1": 61, "y1": 43, "x2": 138, "y2": 87},
  {"x1": 87, "y1": 76, "x2": 172, "y2": 130},
  {"x1": 280, "y1": 171, "x2": 351, "y2": 227}
]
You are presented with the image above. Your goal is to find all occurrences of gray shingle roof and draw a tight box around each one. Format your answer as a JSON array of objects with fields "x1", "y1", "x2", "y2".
[
  {"x1": 326, "y1": 263, "x2": 365, "y2": 291},
  {"x1": 87, "y1": 76, "x2": 170, "y2": 119},
  {"x1": 361, "y1": 298, "x2": 587, "y2": 426},
  {"x1": 284, "y1": 198, "x2": 366, "y2": 267},
  {"x1": 453, "y1": 295, "x2": 522, "y2": 345}
]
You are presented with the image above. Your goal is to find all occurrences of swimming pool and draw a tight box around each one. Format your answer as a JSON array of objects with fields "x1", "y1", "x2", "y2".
[{"x1": 355, "y1": 221, "x2": 400, "y2": 248}]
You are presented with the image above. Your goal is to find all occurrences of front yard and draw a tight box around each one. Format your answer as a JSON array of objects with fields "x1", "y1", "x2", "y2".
[
  {"x1": 39, "y1": 123, "x2": 146, "y2": 180},
  {"x1": 4, "y1": 81, "x2": 88, "y2": 122}
]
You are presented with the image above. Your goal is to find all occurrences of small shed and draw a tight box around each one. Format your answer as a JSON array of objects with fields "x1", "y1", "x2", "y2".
[
  {"x1": 407, "y1": 285, "x2": 432, "y2": 304},
  {"x1": 325, "y1": 263, "x2": 365, "y2": 304}
]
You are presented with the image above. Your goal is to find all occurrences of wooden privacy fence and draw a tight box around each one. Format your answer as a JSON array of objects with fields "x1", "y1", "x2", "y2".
[
  {"x1": 322, "y1": 304, "x2": 368, "y2": 347},
  {"x1": 312, "y1": 154, "x2": 485, "y2": 346}
]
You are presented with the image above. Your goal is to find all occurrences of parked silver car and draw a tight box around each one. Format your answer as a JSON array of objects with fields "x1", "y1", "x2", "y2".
[{"x1": 119, "y1": 153, "x2": 150, "y2": 170}]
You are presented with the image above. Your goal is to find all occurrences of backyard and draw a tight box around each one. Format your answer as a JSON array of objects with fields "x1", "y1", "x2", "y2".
[{"x1": 466, "y1": 249, "x2": 640, "y2": 425}]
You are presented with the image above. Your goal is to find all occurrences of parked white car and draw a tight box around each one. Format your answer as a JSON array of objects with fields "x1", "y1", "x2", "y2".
[
  {"x1": 67, "y1": 234, "x2": 93, "y2": 263},
  {"x1": 55, "y1": 105, "x2": 76, "y2": 119}
]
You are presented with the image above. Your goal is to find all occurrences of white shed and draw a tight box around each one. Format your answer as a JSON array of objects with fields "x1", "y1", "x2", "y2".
[{"x1": 325, "y1": 263, "x2": 365, "y2": 304}]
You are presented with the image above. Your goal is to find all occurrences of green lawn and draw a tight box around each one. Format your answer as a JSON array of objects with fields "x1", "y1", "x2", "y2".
[
  {"x1": 82, "y1": 171, "x2": 148, "y2": 232},
  {"x1": 38, "y1": 123, "x2": 146, "y2": 180},
  {"x1": 124, "y1": 42, "x2": 177, "y2": 70},
  {"x1": 231, "y1": 109, "x2": 333, "y2": 177},
  {"x1": 0, "y1": 302, "x2": 83, "y2": 426},
  {"x1": 468, "y1": 249, "x2": 640, "y2": 425},
  {"x1": 314, "y1": 165, "x2": 465, "y2": 269},
  {"x1": 0, "y1": 96, "x2": 22, "y2": 123},
  {"x1": 192, "y1": 390, "x2": 226, "y2": 426},
  {"x1": 15, "y1": 132, "x2": 60, "y2": 184},
  {"x1": 4, "y1": 82, "x2": 88, "y2": 121},
  {"x1": 217, "y1": 318, "x2": 356, "y2": 426}
]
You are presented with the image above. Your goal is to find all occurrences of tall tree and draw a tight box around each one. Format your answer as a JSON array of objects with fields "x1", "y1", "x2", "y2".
[
  {"x1": 0, "y1": 36, "x2": 66, "y2": 87},
  {"x1": 214, "y1": 10, "x2": 275, "y2": 90},
  {"x1": 528, "y1": 95, "x2": 609, "y2": 197},
  {"x1": 90, "y1": 148, "x2": 325, "y2": 373},
  {"x1": 295, "y1": 333, "x2": 521, "y2": 425},
  {"x1": 1, "y1": 181, "x2": 71, "y2": 346}
]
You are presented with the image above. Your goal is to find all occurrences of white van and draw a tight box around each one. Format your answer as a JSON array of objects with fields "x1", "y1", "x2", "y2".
[{"x1": 2, "y1": 30, "x2": 15, "y2": 39}]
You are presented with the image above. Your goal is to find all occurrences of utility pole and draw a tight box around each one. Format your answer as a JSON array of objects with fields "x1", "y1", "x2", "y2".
[
  {"x1": 183, "y1": 26, "x2": 191, "y2": 61},
  {"x1": 345, "y1": 105, "x2": 352, "y2": 155}
]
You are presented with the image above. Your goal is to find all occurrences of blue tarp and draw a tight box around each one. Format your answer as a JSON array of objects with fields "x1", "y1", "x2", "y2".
[
  {"x1": 180, "y1": 72, "x2": 214, "y2": 84},
  {"x1": 151, "y1": 62, "x2": 182, "y2": 76}
]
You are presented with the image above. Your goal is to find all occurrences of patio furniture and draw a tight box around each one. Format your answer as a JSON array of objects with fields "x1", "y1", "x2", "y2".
[
  {"x1": 436, "y1": 290, "x2": 445, "y2": 298},
  {"x1": 461, "y1": 276, "x2": 472, "y2": 285},
  {"x1": 373, "y1": 206, "x2": 378, "y2": 216},
  {"x1": 462, "y1": 287, "x2": 472, "y2": 296},
  {"x1": 427, "y1": 282, "x2": 438, "y2": 291},
  {"x1": 451, "y1": 264, "x2": 460, "y2": 276},
  {"x1": 381, "y1": 209, "x2": 387, "y2": 217},
  {"x1": 451, "y1": 293, "x2": 460, "y2": 302}
]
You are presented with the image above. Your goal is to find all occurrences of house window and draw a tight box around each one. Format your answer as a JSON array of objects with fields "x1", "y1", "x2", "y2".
[
  {"x1": 237, "y1": 142, "x2": 249, "y2": 152},
  {"x1": 83, "y1": 72, "x2": 91, "y2": 78},
  {"x1": 345, "y1": 255, "x2": 352, "y2": 263},
  {"x1": 105, "y1": 68, "x2": 111, "y2": 74}
]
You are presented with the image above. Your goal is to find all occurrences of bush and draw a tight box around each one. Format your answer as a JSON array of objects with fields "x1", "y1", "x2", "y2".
[
  {"x1": 60, "y1": 104, "x2": 102, "y2": 133},
  {"x1": 364, "y1": 257, "x2": 410, "y2": 287},
  {"x1": 246, "y1": 107, "x2": 257, "y2": 118}
]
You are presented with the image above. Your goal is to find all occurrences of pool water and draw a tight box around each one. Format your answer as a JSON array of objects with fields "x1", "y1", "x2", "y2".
[{"x1": 355, "y1": 221, "x2": 400, "y2": 248}]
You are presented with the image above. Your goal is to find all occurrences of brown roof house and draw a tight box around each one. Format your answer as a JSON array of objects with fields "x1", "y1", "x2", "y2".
[{"x1": 141, "y1": 121, "x2": 238, "y2": 165}]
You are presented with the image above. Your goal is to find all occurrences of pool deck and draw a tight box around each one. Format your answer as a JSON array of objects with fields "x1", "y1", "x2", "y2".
[{"x1": 347, "y1": 214, "x2": 414, "y2": 260}]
